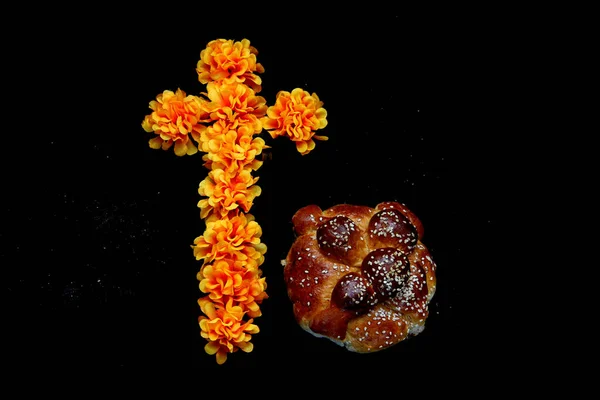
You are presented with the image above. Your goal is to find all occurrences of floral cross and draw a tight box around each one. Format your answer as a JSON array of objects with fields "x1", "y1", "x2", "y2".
[{"x1": 141, "y1": 38, "x2": 328, "y2": 364}]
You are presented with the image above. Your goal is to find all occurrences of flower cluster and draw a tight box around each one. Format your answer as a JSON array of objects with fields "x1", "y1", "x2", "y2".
[
  {"x1": 141, "y1": 88, "x2": 210, "y2": 156},
  {"x1": 196, "y1": 38, "x2": 264, "y2": 92},
  {"x1": 141, "y1": 38, "x2": 328, "y2": 364},
  {"x1": 193, "y1": 53, "x2": 269, "y2": 364},
  {"x1": 261, "y1": 88, "x2": 329, "y2": 155}
]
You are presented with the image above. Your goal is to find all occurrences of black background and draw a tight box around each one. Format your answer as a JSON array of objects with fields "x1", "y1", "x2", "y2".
[{"x1": 2, "y1": 5, "x2": 531, "y2": 382}]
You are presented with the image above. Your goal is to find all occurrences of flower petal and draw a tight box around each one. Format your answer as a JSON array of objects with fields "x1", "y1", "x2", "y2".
[{"x1": 204, "y1": 341, "x2": 220, "y2": 355}]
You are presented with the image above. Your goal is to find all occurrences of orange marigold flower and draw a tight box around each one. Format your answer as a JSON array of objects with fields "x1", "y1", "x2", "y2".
[
  {"x1": 141, "y1": 88, "x2": 210, "y2": 156},
  {"x1": 198, "y1": 258, "x2": 268, "y2": 318},
  {"x1": 197, "y1": 38, "x2": 265, "y2": 93},
  {"x1": 261, "y1": 88, "x2": 328, "y2": 155},
  {"x1": 201, "y1": 129, "x2": 266, "y2": 175},
  {"x1": 202, "y1": 81, "x2": 267, "y2": 133},
  {"x1": 197, "y1": 168, "x2": 261, "y2": 219},
  {"x1": 198, "y1": 297, "x2": 259, "y2": 365},
  {"x1": 198, "y1": 119, "x2": 250, "y2": 153},
  {"x1": 192, "y1": 212, "x2": 265, "y2": 267}
]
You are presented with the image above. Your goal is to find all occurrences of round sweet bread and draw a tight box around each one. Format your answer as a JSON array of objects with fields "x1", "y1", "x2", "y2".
[{"x1": 282, "y1": 201, "x2": 437, "y2": 353}]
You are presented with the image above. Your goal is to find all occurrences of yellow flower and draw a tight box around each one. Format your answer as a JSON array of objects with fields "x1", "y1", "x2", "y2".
[
  {"x1": 198, "y1": 258, "x2": 268, "y2": 318},
  {"x1": 141, "y1": 88, "x2": 209, "y2": 156},
  {"x1": 197, "y1": 168, "x2": 261, "y2": 219},
  {"x1": 198, "y1": 297, "x2": 260, "y2": 365},
  {"x1": 197, "y1": 38, "x2": 265, "y2": 93},
  {"x1": 202, "y1": 81, "x2": 267, "y2": 134},
  {"x1": 261, "y1": 88, "x2": 328, "y2": 155},
  {"x1": 192, "y1": 212, "x2": 265, "y2": 269}
]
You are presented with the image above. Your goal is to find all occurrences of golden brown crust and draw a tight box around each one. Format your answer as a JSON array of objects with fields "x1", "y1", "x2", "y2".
[{"x1": 283, "y1": 201, "x2": 437, "y2": 353}]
